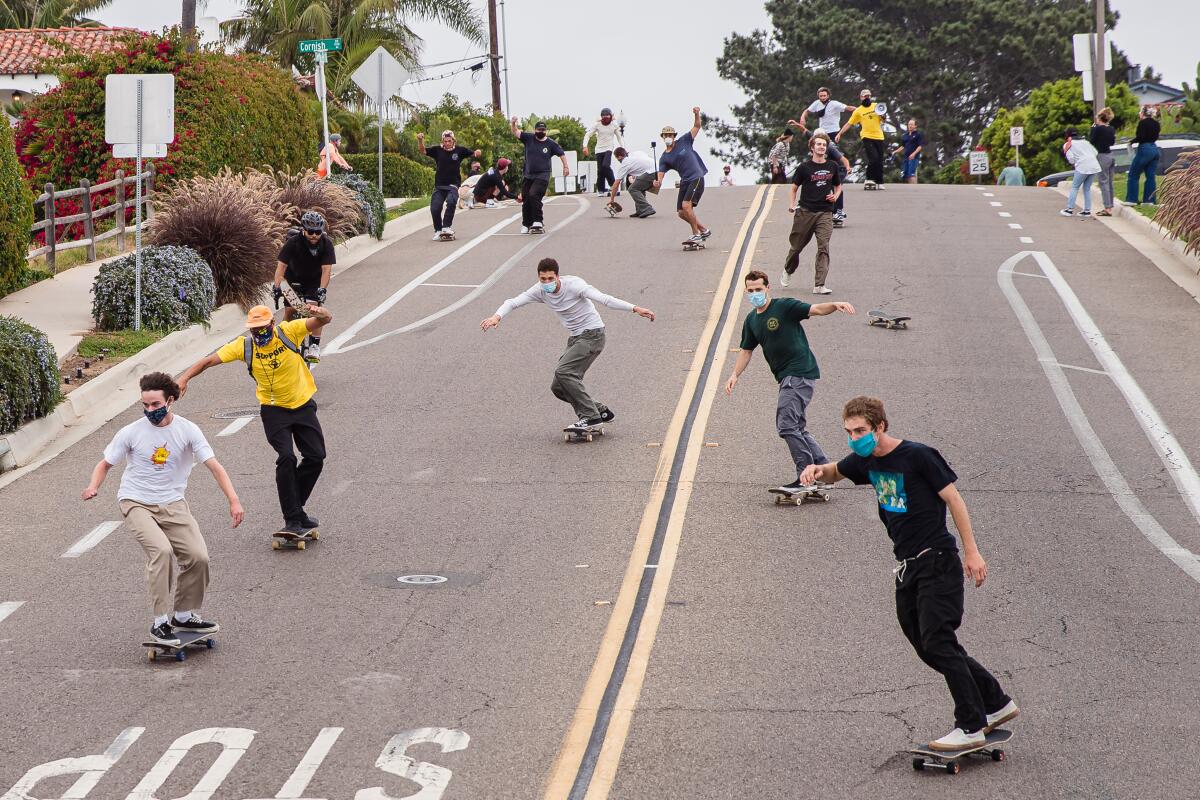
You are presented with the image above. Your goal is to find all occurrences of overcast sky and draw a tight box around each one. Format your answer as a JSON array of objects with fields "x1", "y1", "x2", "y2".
[{"x1": 98, "y1": 1, "x2": 1198, "y2": 184}]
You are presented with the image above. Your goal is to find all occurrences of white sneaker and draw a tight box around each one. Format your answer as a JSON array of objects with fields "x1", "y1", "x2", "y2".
[
  {"x1": 520, "y1": 225, "x2": 530, "y2": 234},
  {"x1": 485, "y1": 199, "x2": 497, "y2": 208},
  {"x1": 1059, "y1": 208, "x2": 1074, "y2": 216},
  {"x1": 304, "y1": 343, "x2": 320, "y2": 363},
  {"x1": 813, "y1": 285, "x2": 832, "y2": 295},
  {"x1": 432, "y1": 231, "x2": 442, "y2": 240},
  {"x1": 442, "y1": 227, "x2": 454, "y2": 236},
  {"x1": 466, "y1": 199, "x2": 475, "y2": 209},
  {"x1": 985, "y1": 700, "x2": 1019, "y2": 732},
  {"x1": 929, "y1": 727, "x2": 985, "y2": 752},
  {"x1": 531, "y1": 222, "x2": 544, "y2": 231},
  {"x1": 780, "y1": 271, "x2": 791, "y2": 288}
]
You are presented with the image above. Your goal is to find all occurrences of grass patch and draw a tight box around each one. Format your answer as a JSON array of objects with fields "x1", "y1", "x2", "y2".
[
  {"x1": 77, "y1": 328, "x2": 167, "y2": 358},
  {"x1": 1112, "y1": 173, "x2": 1158, "y2": 219},
  {"x1": 26, "y1": 229, "x2": 127, "y2": 274},
  {"x1": 386, "y1": 197, "x2": 430, "y2": 221}
]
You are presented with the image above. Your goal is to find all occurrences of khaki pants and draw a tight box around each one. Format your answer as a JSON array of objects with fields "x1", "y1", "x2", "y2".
[
  {"x1": 783, "y1": 208, "x2": 833, "y2": 287},
  {"x1": 120, "y1": 499, "x2": 210, "y2": 617}
]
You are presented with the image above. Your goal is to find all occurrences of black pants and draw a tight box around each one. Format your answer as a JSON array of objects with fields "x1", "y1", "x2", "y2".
[
  {"x1": 895, "y1": 550, "x2": 1009, "y2": 733},
  {"x1": 431, "y1": 185, "x2": 458, "y2": 230},
  {"x1": 521, "y1": 177, "x2": 549, "y2": 227},
  {"x1": 863, "y1": 139, "x2": 885, "y2": 183},
  {"x1": 770, "y1": 164, "x2": 788, "y2": 184},
  {"x1": 595, "y1": 151, "x2": 615, "y2": 193},
  {"x1": 261, "y1": 400, "x2": 326, "y2": 525}
]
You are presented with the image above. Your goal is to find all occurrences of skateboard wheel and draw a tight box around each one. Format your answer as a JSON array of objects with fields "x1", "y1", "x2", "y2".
[
  {"x1": 912, "y1": 758, "x2": 924, "y2": 771},
  {"x1": 205, "y1": 639, "x2": 214, "y2": 649},
  {"x1": 297, "y1": 541, "x2": 306, "y2": 550},
  {"x1": 822, "y1": 495, "x2": 830, "y2": 502},
  {"x1": 992, "y1": 749, "x2": 1004, "y2": 762},
  {"x1": 148, "y1": 649, "x2": 156, "y2": 661},
  {"x1": 945, "y1": 762, "x2": 960, "y2": 775},
  {"x1": 585, "y1": 434, "x2": 593, "y2": 442},
  {"x1": 175, "y1": 651, "x2": 186, "y2": 662},
  {"x1": 311, "y1": 531, "x2": 319, "y2": 540},
  {"x1": 272, "y1": 540, "x2": 281, "y2": 550}
]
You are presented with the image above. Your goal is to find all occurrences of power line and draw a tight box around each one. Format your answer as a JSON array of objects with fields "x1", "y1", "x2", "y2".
[{"x1": 408, "y1": 58, "x2": 490, "y2": 85}]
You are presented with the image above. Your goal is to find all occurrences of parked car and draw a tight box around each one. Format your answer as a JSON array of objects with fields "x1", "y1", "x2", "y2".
[{"x1": 1036, "y1": 133, "x2": 1200, "y2": 186}]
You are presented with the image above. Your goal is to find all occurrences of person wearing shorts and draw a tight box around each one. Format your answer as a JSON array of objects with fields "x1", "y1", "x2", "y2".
[{"x1": 654, "y1": 106, "x2": 712, "y2": 246}]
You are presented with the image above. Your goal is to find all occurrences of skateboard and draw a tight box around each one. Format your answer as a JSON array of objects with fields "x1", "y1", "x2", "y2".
[
  {"x1": 769, "y1": 483, "x2": 830, "y2": 505},
  {"x1": 682, "y1": 240, "x2": 705, "y2": 252},
  {"x1": 438, "y1": 231, "x2": 456, "y2": 241},
  {"x1": 864, "y1": 180, "x2": 878, "y2": 191},
  {"x1": 272, "y1": 527, "x2": 320, "y2": 550},
  {"x1": 563, "y1": 425, "x2": 604, "y2": 443},
  {"x1": 868, "y1": 309, "x2": 911, "y2": 330},
  {"x1": 279, "y1": 280, "x2": 311, "y2": 318},
  {"x1": 911, "y1": 729, "x2": 1013, "y2": 775},
  {"x1": 605, "y1": 201, "x2": 622, "y2": 218},
  {"x1": 143, "y1": 629, "x2": 216, "y2": 662},
  {"x1": 529, "y1": 225, "x2": 546, "y2": 235},
  {"x1": 833, "y1": 217, "x2": 844, "y2": 228}
]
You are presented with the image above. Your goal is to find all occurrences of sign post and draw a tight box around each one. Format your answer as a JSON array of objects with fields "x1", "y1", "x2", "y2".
[
  {"x1": 1009, "y1": 126, "x2": 1024, "y2": 169},
  {"x1": 300, "y1": 39, "x2": 343, "y2": 180},
  {"x1": 105, "y1": 74, "x2": 174, "y2": 332},
  {"x1": 351, "y1": 46, "x2": 409, "y2": 193}
]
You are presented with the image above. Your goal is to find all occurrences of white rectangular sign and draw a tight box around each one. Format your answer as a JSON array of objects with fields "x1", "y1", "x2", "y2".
[
  {"x1": 1073, "y1": 32, "x2": 1112, "y2": 72},
  {"x1": 113, "y1": 143, "x2": 168, "y2": 158},
  {"x1": 1009, "y1": 126, "x2": 1024, "y2": 146},
  {"x1": 105, "y1": 74, "x2": 175, "y2": 145},
  {"x1": 968, "y1": 151, "x2": 990, "y2": 176}
]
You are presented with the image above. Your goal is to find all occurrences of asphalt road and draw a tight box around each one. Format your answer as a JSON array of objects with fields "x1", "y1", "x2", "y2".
[{"x1": 3, "y1": 180, "x2": 1200, "y2": 800}]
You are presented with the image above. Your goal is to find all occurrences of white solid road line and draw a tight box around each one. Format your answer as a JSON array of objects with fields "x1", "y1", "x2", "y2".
[
  {"x1": 422, "y1": 283, "x2": 482, "y2": 288},
  {"x1": 0, "y1": 601, "x2": 24, "y2": 624},
  {"x1": 62, "y1": 521, "x2": 121, "y2": 558},
  {"x1": 218, "y1": 417, "x2": 253, "y2": 437},
  {"x1": 999, "y1": 251, "x2": 1200, "y2": 583}
]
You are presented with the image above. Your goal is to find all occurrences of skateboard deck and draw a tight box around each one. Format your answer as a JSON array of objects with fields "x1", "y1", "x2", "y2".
[
  {"x1": 272, "y1": 527, "x2": 320, "y2": 550},
  {"x1": 563, "y1": 425, "x2": 604, "y2": 443},
  {"x1": 833, "y1": 218, "x2": 844, "y2": 228},
  {"x1": 868, "y1": 309, "x2": 911, "y2": 330},
  {"x1": 682, "y1": 241, "x2": 705, "y2": 252},
  {"x1": 438, "y1": 231, "x2": 456, "y2": 241},
  {"x1": 864, "y1": 180, "x2": 878, "y2": 190},
  {"x1": 142, "y1": 629, "x2": 217, "y2": 662},
  {"x1": 529, "y1": 226, "x2": 545, "y2": 234},
  {"x1": 279, "y1": 280, "x2": 311, "y2": 318},
  {"x1": 605, "y1": 201, "x2": 622, "y2": 217},
  {"x1": 911, "y1": 729, "x2": 1013, "y2": 774},
  {"x1": 769, "y1": 483, "x2": 830, "y2": 505}
]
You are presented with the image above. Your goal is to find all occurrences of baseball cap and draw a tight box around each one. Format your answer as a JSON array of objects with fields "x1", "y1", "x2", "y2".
[
  {"x1": 245, "y1": 305, "x2": 273, "y2": 328},
  {"x1": 534, "y1": 121, "x2": 547, "y2": 131},
  {"x1": 497, "y1": 158, "x2": 511, "y2": 169}
]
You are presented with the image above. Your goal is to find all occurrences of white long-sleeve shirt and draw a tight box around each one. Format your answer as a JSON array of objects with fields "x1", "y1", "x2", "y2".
[
  {"x1": 1065, "y1": 138, "x2": 1101, "y2": 175},
  {"x1": 495, "y1": 275, "x2": 635, "y2": 335},
  {"x1": 584, "y1": 119, "x2": 623, "y2": 153},
  {"x1": 614, "y1": 150, "x2": 654, "y2": 182}
]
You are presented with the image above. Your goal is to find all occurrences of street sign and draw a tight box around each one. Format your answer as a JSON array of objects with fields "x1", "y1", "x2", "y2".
[
  {"x1": 1072, "y1": 32, "x2": 1111, "y2": 72},
  {"x1": 968, "y1": 151, "x2": 990, "y2": 176},
  {"x1": 104, "y1": 74, "x2": 174, "y2": 145},
  {"x1": 299, "y1": 38, "x2": 342, "y2": 54},
  {"x1": 351, "y1": 47, "x2": 408, "y2": 104},
  {"x1": 1009, "y1": 127, "x2": 1024, "y2": 146},
  {"x1": 113, "y1": 143, "x2": 167, "y2": 158}
]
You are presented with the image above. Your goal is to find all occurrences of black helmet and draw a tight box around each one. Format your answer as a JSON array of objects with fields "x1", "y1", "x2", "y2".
[
  {"x1": 601, "y1": 107, "x2": 613, "y2": 117},
  {"x1": 300, "y1": 210, "x2": 326, "y2": 233}
]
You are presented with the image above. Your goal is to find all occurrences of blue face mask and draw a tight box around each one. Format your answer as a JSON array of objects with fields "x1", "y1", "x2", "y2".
[
  {"x1": 747, "y1": 290, "x2": 767, "y2": 308},
  {"x1": 848, "y1": 431, "x2": 877, "y2": 457},
  {"x1": 144, "y1": 405, "x2": 169, "y2": 426},
  {"x1": 542, "y1": 280, "x2": 557, "y2": 294},
  {"x1": 251, "y1": 325, "x2": 274, "y2": 346}
]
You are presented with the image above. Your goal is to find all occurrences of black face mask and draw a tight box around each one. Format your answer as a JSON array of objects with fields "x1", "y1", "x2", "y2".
[
  {"x1": 862, "y1": 98, "x2": 873, "y2": 106},
  {"x1": 535, "y1": 132, "x2": 547, "y2": 140}
]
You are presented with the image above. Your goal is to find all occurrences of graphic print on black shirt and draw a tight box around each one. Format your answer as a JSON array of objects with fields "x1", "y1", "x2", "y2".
[
  {"x1": 792, "y1": 158, "x2": 841, "y2": 212},
  {"x1": 425, "y1": 145, "x2": 474, "y2": 188},
  {"x1": 519, "y1": 132, "x2": 565, "y2": 178},
  {"x1": 836, "y1": 440, "x2": 959, "y2": 559},
  {"x1": 278, "y1": 233, "x2": 335, "y2": 286}
]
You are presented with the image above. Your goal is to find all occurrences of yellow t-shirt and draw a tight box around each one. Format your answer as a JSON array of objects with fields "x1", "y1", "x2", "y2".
[
  {"x1": 217, "y1": 319, "x2": 316, "y2": 409},
  {"x1": 847, "y1": 104, "x2": 885, "y2": 140}
]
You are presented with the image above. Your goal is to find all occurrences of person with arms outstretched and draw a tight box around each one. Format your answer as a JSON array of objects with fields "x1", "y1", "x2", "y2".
[
  {"x1": 836, "y1": 89, "x2": 888, "y2": 187},
  {"x1": 417, "y1": 129, "x2": 482, "y2": 239},
  {"x1": 654, "y1": 106, "x2": 712, "y2": 247},
  {"x1": 512, "y1": 117, "x2": 569, "y2": 234}
]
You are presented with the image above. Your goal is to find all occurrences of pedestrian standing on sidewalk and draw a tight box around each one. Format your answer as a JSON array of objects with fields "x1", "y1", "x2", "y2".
[
  {"x1": 893, "y1": 119, "x2": 924, "y2": 184},
  {"x1": 82, "y1": 372, "x2": 243, "y2": 646},
  {"x1": 1089, "y1": 108, "x2": 1117, "y2": 216},
  {"x1": 800, "y1": 396, "x2": 1020, "y2": 752},
  {"x1": 1125, "y1": 105, "x2": 1161, "y2": 206},
  {"x1": 781, "y1": 133, "x2": 842, "y2": 294},
  {"x1": 583, "y1": 107, "x2": 624, "y2": 196},
  {"x1": 724, "y1": 270, "x2": 853, "y2": 497},
  {"x1": 611, "y1": 147, "x2": 657, "y2": 217},
  {"x1": 653, "y1": 106, "x2": 713, "y2": 247},
  {"x1": 178, "y1": 303, "x2": 332, "y2": 537},
  {"x1": 768, "y1": 129, "x2": 794, "y2": 184},
  {"x1": 315, "y1": 133, "x2": 352, "y2": 179},
  {"x1": 417, "y1": 130, "x2": 482, "y2": 239},
  {"x1": 837, "y1": 89, "x2": 888, "y2": 187},
  {"x1": 480, "y1": 257, "x2": 655, "y2": 432},
  {"x1": 512, "y1": 118, "x2": 569, "y2": 234},
  {"x1": 1060, "y1": 127, "x2": 1101, "y2": 217}
]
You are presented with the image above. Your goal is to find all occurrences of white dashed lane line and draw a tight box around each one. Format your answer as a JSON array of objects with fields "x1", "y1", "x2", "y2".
[
  {"x1": 999, "y1": 212, "x2": 1013, "y2": 218},
  {"x1": 990, "y1": 201, "x2": 1003, "y2": 207},
  {"x1": 1020, "y1": 236, "x2": 1035, "y2": 244},
  {"x1": 0, "y1": 601, "x2": 25, "y2": 625},
  {"x1": 62, "y1": 521, "x2": 122, "y2": 558},
  {"x1": 1009, "y1": 223, "x2": 1023, "y2": 229}
]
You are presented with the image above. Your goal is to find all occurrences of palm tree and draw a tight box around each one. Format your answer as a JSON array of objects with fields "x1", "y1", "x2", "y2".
[
  {"x1": 223, "y1": 0, "x2": 485, "y2": 105},
  {"x1": 0, "y1": 0, "x2": 113, "y2": 27}
]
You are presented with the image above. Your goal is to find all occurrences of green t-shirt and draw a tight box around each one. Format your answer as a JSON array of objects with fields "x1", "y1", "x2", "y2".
[{"x1": 739, "y1": 297, "x2": 820, "y2": 382}]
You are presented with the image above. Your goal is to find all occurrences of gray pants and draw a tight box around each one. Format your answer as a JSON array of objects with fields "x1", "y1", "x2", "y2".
[
  {"x1": 1096, "y1": 152, "x2": 1115, "y2": 209},
  {"x1": 628, "y1": 173, "x2": 656, "y2": 216},
  {"x1": 552, "y1": 328, "x2": 607, "y2": 420},
  {"x1": 776, "y1": 376, "x2": 828, "y2": 478}
]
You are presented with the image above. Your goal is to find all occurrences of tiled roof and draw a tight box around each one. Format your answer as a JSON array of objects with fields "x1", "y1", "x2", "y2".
[{"x1": 0, "y1": 27, "x2": 135, "y2": 75}]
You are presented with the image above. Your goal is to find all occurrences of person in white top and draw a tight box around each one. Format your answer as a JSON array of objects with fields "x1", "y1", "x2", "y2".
[
  {"x1": 481, "y1": 257, "x2": 656, "y2": 430},
  {"x1": 720, "y1": 165, "x2": 735, "y2": 186},
  {"x1": 610, "y1": 147, "x2": 657, "y2": 218},
  {"x1": 1060, "y1": 127, "x2": 1102, "y2": 217},
  {"x1": 800, "y1": 87, "x2": 849, "y2": 135},
  {"x1": 82, "y1": 372, "x2": 243, "y2": 647},
  {"x1": 583, "y1": 107, "x2": 624, "y2": 196}
]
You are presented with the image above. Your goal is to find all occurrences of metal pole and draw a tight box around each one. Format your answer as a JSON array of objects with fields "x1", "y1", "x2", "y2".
[
  {"x1": 499, "y1": 0, "x2": 511, "y2": 117},
  {"x1": 318, "y1": 51, "x2": 332, "y2": 178},
  {"x1": 1093, "y1": 0, "x2": 1106, "y2": 116},
  {"x1": 1015, "y1": 143, "x2": 1020, "y2": 170},
  {"x1": 134, "y1": 78, "x2": 143, "y2": 332},
  {"x1": 377, "y1": 52, "x2": 384, "y2": 193}
]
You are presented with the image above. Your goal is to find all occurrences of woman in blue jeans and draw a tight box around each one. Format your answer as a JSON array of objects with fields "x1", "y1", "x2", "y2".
[{"x1": 1125, "y1": 106, "x2": 1161, "y2": 205}]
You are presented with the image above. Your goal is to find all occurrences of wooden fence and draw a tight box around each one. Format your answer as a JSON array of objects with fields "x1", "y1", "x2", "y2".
[{"x1": 28, "y1": 164, "x2": 156, "y2": 273}]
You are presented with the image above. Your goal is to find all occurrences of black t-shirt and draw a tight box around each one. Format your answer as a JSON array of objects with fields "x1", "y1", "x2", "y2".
[
  {"x1": 519, "y1": 132, "x2": 565, "y2": 178},
  {"x1": 837, "y1": 440, "x2": 959, "y2": 560},
  {"x1": 474, "y1": 170, "x2": 508, "y2": 198},
  {"x1": 792, "y1": 158, "x2": 841, "y2": 212},
  {"x1": 278, "y1": 233, "x2": 335, "y2": 286},
  {"x1": 1089, "y1": 124, "x2": 1116, "y2": 154},
  {"x1": 425, "y1": 145, "x2": 474, "y2": 187},
  {"x1": 1133, "y1": 117, "x2": 1160, "y2": 145}
]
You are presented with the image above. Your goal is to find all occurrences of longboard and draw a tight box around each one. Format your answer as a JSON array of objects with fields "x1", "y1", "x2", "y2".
[
  {"x1": 833, "y1": 217, "x2": 844, "y2": 228},
  {"x1": 682, "y1": 241, "x2": 705, "y2": 252},
  {"x1": 605, "y1": 201, "x2": 622, "y2": 218},
  {"x1": 272, "y1": 528, "x2": 320, "y2": 550},
  {"x1": 868, "y1": 309, "x2": 911, "y2": 330},
  {"x1": 911, "y1": 729, "x2": 1013, "y2": 774},
  {"x1": 864, "y1": 180, "x2": 878, "y2": 191},
  {"x1": 769, "y1": 483, "x2": 830, "y2": 505},
  {"x1": 529, "y1": 226, "x2": 546, "y2": 235},
  {"x1": 279, "y1": 280, "x2": 311, "y2": 318},
  {"x1": 143, "y1": 629, "x2": 217, "y2": 662},
  {"x1": 564, "y1": 425, "x2": 604, "y2": 443}
]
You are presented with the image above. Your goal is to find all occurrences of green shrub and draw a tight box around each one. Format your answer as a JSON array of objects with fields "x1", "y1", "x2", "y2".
[
  {"x1": 92, "y1": 245, "x2": 216, "y2": 331},
  {"x1": 343, "y1": 154, "x2": 435, "y2": 197},
  {"x1": 0, "y1": 316, "x2": 61, "y2": 434},
  {"x1": 0, "y1": 112, "x2": 33, "y2": 297},
  {"x1": 330, "y1": 172, "x2": 385, "y2": 239}
]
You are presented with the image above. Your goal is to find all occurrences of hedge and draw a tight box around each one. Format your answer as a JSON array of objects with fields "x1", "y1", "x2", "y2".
[
  {"x1": 0, "y1": 114, "x2": 33, "y2": 297},
  {"x1": 92, "y1": 245, "x2": 216, "y2": 331},
  {"x1": 0, "y1": 316, "x2": 60, "y2": 435},
  {"x1": 330, "y1": 172, "x2": 385, "y2": 239},
  {"x1": 343, "y1": 154, "x2": 434, "y2": 198}
]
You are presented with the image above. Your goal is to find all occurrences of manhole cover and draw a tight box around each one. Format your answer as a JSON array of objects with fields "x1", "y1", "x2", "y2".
[
  {"x1": 396, "y1": 574, "x2": 447, "y2": 585},
  {"x1": 212, "y1": 407, "x2": 259, "y2": 420}
]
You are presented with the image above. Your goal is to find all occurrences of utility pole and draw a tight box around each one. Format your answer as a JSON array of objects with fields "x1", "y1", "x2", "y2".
[
  {"x1": 1092, "y1": 0, "x2": 1106, "y2": 115},
  {"x1": 487, "y1": 0, "x2": 503, "y2": 116},
  {"x1": 182, "y1": 0, "x2": 197, "y2": 53}
]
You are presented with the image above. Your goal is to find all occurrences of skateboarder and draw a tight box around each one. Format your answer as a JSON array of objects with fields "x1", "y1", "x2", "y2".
[
  {"x1": 274, "y1": 210, "x2": 334, "y2": 362},
  {"x1": 583, "y1": 107, "x2": 623, "y2": 196},
  {"x1": 611, "y1": 147, "x2": 657, "y2": 217},
  {"x1": 653, "y1": 106, "x2": 712, "y2": 247},
  {"x1": 799, "y1": 396, "x2": 1020, "y2": 751},
  {"x1": 82, "y1": 372, "x2": 243, "y2": 646},
  {"x1": 178, "y1": 303, "x2": 332, "y2": 537},
  {"x1": 836, "y1": 89, "x2": 887, "y2": 187},
  {"x1": 800, "y1": 87, "x2": 849, "y2": 136},
  {"x1": 480, "y1": 257, "x2": 655, "y2": 431},
  {"x1": 782, "y1": 133, "x2": 842, "y2": 293},
  {"x1": 724, "y1": 270, "x2": 854, "y2": 495},
  {"x1": 511, "y1": 118, "x2": 569, "y2": 234},
  {"x1": 417, "y1": 129, "x2": 482, "y2": 239}
]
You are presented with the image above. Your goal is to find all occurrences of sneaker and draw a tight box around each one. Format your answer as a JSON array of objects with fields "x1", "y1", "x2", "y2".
[
  {"x1": 443, "y1": 227, "x2": 454, "y2": 236},
  {"x1": 833, "y1": 211, "x2": 845, "y2": 221},
  {"x1": 485, "y1": 199, "x2": 497, "y2": 208},
  {"x1": 520, "y1": 225, "x2": 530, "y2": 234},
  {"x1": 985, "y1": 700, "x2": 1019, "y2": 732},
  {"x1": 281, "y1": 520, "x2": 310, "y2": 535},
  {"x1": 599, "y1": 408, "x2": 615, "y2": 423},
  {"x1": 1059, "y1": 209, "x2": 1074, "y2": 217},
  {"x1": 687, "y1": 233, "x2": 704, "y2": 244},
  {"x1": 304, "y1": 343, "x2": 321, "y2": 363},
  {"x1": 699, "y1": 228, "x2": 712, "y2": 240},
  {"x1": 813, "y1": 285, "x2": 833, "y2": 295},
  {"x1": 300, "y1": 512, "x2": 319, "y2": 528},
  {"x1": 432, "y1": 231, "x2": 443, "y2": 240},
  {"x1": 1079, "y1": 210, "x2": 1092, "y2": 217},
  {"x1": 641, "y1": 209, "x2": 656, "y2": 218},
  {"x1": 149, "y1": 621, "x2": 181, "y2": 646},
  {"x1": 780, "y1": 270, "x2": 791, "y2": 288},
  {"x1": 531, "y1": 222, "x2": 544, "y2": 232},
  {"x1": 566, "y1": 418, "x2": 593, "y2": 431},
  {"x1": 775, "y1": 480, "x2": 808, "y2": 495},
  {"x1": 172, "y1": 613, "x2": 219, "y2": 633},
  {"x1": 929, "y1": 727, "x2": 985, "y2": 752}
]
